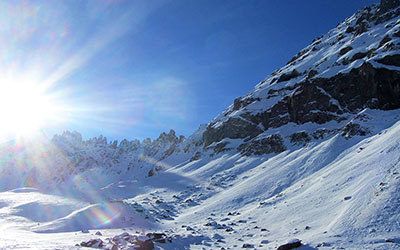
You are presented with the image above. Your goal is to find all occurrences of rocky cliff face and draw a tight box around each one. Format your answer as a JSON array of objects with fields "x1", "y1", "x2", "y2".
[{"x1": 202, "y1": 0, "x2": 400, "y2": 153}]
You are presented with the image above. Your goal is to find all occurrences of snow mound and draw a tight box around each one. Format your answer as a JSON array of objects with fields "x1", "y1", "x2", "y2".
[
  {"x1": 33, "y1": 201, "x2": 157, "y2": 233},
  {"x1": 13, "y1": 202, "x2": 81, "y2": 223}
]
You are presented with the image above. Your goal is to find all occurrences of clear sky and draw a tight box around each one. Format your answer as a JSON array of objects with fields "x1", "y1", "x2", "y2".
[{"x1": 0, "y1": 0, "x2": 378, "y2": 141}]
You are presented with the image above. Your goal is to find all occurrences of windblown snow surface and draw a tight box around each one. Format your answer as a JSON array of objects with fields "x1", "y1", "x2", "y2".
[{"x1": 0, "y1": 2, "x2": 400, "y2": 250}]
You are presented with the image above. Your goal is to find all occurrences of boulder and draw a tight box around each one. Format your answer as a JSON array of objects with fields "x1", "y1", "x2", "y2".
[
  {"x1": 80, "y1": 239, "x2": 104, "y2": 248},
  {"x1": 148, "y1": 169, "x2": 156, "y2": 177},
  {"x1": 242, "y1": 243, "x2": 255, "y2": 248},
  {"x1": 344, "y1": 196, "x2": 352, "y2": 201},
  {"x1": 146, "y1": 232, "x2": 170, "y2": 243},
  {"x1": 277, "y1": 239, "x2": 302, "y2": 250}
]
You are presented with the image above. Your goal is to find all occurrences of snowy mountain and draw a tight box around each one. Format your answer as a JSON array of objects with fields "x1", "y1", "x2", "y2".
[{"x1": 0, "y1": 1, "x2": 400, "y2": 249}]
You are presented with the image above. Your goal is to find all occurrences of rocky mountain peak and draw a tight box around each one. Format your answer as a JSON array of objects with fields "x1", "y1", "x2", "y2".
[{"x1": 201, "y1": 1, "x2": 400, "y2": 154}]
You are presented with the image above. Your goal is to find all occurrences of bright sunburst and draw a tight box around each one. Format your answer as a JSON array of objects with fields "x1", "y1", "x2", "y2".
[
  {"x1": 0, "y1": 1, "x2": 162, "y2": 141},
  {"x1": 0, "y1": 77, "x2": 60, "y2": 137}
]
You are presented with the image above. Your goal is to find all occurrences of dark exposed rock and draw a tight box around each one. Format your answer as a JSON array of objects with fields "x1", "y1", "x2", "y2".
[
  {"x1": 379, "y1": 35, "x2": 392, "y2": 47},
  {"x1": 381, "y1": 41, "x2": 398, "y2": 52},
  {"x1": 213, "y1": 142, "x2": 229, "y2": 153},
  {"x1": 277, "y1": 239, "x2": 302, "y2": 250},
  {"x1": 146, "y1": 233, "x2": 167, "y2": 240},
  {"x1": 385, "y1": 237, "x2": 400, "y2": 243},
  {"x1": 203, "y1": 118, "x2": 262, "y2": 147},
  {"x1": 289, "y1": 132, "x2": 311, "y2": 146},
  {"x1": 203, "y1": 62, "x2": 400, "y2": 147},
  {"x1": 257, "y1": 98, "x2": 291, "y2": 128},
  {"x1": 146, "y1": 232, "x2": 170, "y2": 243},
  {"x1": 307, "y1": 69, "x2": 318, "y2": 79},
  {"x1": 344, "y1": 196, "x2": 352, "y2": 200},
  {"x1": 238, "y1": 134, "x2": 285, "y2": 156},
  {"x1": 136, "y1": 238, "x2": 155, "y2": 250},
  {"x1": 287, "y1": 83, "x2": 341, "y2": 124},
  {"x1": 287, "y1": 49, "x2": 309, "y2": 65},
  {"x1": 242, "y1": 243, "x2": 255, "y2": 248},
  {"x1": 350, "y1": 51, "x2": 369, "y2": 61},
  {"x1": 341, "y1": 123, "x2": 370, "y2": 138},
  {"x1": 248, "y1": 82, "x2": 342, "y2": 133},
  {"x1": 343, "y1": 50, "x2": 373, "y2": 65},
  {"x1": 190, "y1": 151, "x2": 201, "y2": 161},
  {"x1": 376, "y1": 2, "x2": 400, "y2": 23},
  {"x1": 267, "y1": 85, "x2": 297, "y2": 97},
  {"x1": 337, "y1": 33, "x2": 345, "y2": 41},
  {"x1": 312, "y1": 129, "x2": 335, "y2": 140},
  {"x1": 314, "y1": 62, "x2": 400, "y2": 110},
  {"x1": 344, "y1": 2, "x2": 399, "y2": 32},
  {"x1": 339, "y1": 46, "x2": 353, "y2": 56},
  {"x1": 148, "y1": 169, "x2": 156, "y2": 177},
  {"x1": 316, "y1": 242, "x2": 332, "y2": 247},
  {"x1": 232, "y1": 97, "x2": 260, "y2": 111},
  {"x1": 377, "y1": 54, "x2": 400, "y2": 67},
  {"x1": 277, "y1": 69, "x2": 301, "y2": 83},
  {"x1": 346, "y1": 26, "x2": 355, "y2": 33},
  {"x1": 354, "y1": 20, "x2": 369, "y2": 35},
  {"x1": 379, "y1": 0, "x2": 400, "y2": 13}
]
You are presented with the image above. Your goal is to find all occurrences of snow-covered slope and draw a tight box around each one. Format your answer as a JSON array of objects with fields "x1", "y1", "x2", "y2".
[{"x1": 0, "y1": 1, "x2": 399, "y2": 249}]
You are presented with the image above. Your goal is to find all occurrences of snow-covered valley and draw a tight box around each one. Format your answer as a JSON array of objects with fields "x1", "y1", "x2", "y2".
[{"x1": 1, "y1": 1, "x2": 400, "y2": 249}]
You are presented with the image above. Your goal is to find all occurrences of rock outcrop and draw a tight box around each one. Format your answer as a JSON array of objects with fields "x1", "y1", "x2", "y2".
[{"x1": 238, "y1": 134, "x2": 286, "y2": 156}]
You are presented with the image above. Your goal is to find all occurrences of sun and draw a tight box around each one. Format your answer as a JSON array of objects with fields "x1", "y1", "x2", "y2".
[{"x1": 0, "y1": 77, "x2": 60, "y2": 138}]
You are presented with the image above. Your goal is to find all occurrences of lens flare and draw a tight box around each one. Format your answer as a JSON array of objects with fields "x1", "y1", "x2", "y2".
[{"x1": 90, "y1": 203, "x2": 122, "y2": 226}]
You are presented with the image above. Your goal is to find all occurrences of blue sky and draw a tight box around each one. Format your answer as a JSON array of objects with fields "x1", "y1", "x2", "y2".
[{"x1": 0, "y1": 0, "x2": 378, "y2": 141}]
